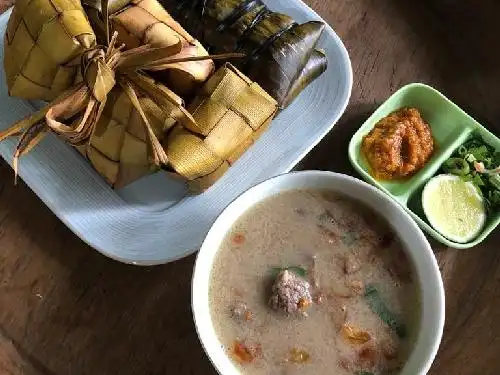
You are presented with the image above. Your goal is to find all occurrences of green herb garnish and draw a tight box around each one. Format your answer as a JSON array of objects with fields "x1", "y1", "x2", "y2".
[
  {"x1": 469, "y1": 144, "x2": 489, "y2": 160},
  {"x1": 356, "y1": 372, "x2": 375, "y2": 375},
  {"x1": 489, "y1": 174, "x2": 500, "y2": 190},
  {"x1": 270, "y1": 266, "x2": 307, "y2": 278},
  {"x1": 341, "y1": 231, "x2": 357, "y2": 246},
  {"x1": 364, "y1": 284, "x2": 407, "y2": 338},
  {"x1": 442, "y1": 157, "x2": 470, "y2": 176},
  {"x1": 441, "y1": 135, "x2": 500, "y2": 214}
]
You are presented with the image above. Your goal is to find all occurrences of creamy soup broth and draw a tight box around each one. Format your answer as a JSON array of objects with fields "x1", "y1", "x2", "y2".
[{"x1": 209, "y1": 190, "x2": 420, "y2": 375}]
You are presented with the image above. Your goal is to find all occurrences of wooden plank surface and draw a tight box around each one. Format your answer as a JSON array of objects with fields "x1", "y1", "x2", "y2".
[{"x1": 0, "y1": 0, "x2": 499, "y2": 374}]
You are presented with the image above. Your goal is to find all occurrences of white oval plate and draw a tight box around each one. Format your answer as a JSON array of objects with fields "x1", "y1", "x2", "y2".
[{"x1": 0, "y1": 1, "x2": 352, "y2": 265}]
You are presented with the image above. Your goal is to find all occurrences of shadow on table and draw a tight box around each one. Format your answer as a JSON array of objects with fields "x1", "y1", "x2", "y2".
[
  {"x1": 397, "y1": 0, "x2": 500, "y2": 129},
  {"x1": 298, "y1": 103, "x2": 378, "y2": 173}
]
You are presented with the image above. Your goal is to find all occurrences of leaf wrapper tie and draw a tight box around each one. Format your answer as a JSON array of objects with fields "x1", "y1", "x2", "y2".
[{"x1": 0, "y1": 13, "x2": 244, "y2": 183}]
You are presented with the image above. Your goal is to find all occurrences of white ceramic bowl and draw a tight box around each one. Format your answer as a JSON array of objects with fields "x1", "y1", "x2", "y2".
[{"x1": 192, "y1": 171, "x2": 445, "y2": 375}]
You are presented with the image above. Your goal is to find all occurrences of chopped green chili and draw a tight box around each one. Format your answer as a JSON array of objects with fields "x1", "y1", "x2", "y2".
[
  {"x1": 457, "y1": 145, "x2": 468, "y2": 156},
  {"x1": 489, "y1": 174, "x2": 500, "y2": 190},
  {"x1": 440, "y1": 135, "x2": 500, "y2": 213},
  {"x1": 442, "y1": 157, "x2": 470, "y2": 176}
]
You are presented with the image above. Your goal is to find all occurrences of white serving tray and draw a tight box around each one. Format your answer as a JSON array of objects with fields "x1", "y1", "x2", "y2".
[{"x1": 0, "y1": 1, "x2": 352, "y2": 265}]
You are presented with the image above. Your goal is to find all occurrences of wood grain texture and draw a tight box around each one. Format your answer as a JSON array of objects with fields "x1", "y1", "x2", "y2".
[{"x1": 0, "y1": 0, "x2": 499, "y2": 374}]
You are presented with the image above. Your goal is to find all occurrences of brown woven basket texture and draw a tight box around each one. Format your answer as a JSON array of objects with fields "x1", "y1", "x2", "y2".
[
  {"x1": 165, "y1": 63, "x2": 278, "y2": 192},
  {"x1": 4, "y1": 0, "x2": 96, "y2": 101},
  {"x1": 83, "y1": 80, "x2": 180, "y2": 188}
]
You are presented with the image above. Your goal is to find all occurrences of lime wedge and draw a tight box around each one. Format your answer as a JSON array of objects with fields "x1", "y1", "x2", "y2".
[{"x1": 422, "y1": 174, "x2": 486, "y2": 243}]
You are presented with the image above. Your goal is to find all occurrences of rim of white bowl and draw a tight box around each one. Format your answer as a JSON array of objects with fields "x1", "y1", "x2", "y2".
[{"x1": 192, "y1": 170, "x2": 445, "y2": 375}]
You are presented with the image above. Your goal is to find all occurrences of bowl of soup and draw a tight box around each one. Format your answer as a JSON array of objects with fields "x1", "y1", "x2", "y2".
[{"x1": 192, "y1": 171, "x2": 445, "y2": 375}]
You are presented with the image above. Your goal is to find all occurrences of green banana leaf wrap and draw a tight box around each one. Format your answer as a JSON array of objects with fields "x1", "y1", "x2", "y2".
[{"x1": 161, "y1": 0, "x2": 328, "y2": 109}]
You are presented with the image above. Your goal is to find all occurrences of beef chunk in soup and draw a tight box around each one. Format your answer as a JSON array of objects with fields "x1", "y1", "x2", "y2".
[
  {"x1": 344, "y1": 252, "x2": 361, "y2": 274},
  {"x1": 269, "y1": 270, "x2": 312, "y2": 315}
]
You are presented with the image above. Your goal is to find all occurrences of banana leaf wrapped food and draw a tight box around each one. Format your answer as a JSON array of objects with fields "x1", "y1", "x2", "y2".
[
  {"x1": 4, "y1": 0, "x2": 96, "y2": 101},
  {"x1": 164, "y1": 0, "x2": 328, "y2": 108},
  {"x1": 2, "y1": 0, "x2": 277, "y2": 191},
  {"x1": 84, "y1": 0, "x2": 215, "y2": 98},
  {"x1": 165, "y1": 63, "x2": 278, "y2": 191}
]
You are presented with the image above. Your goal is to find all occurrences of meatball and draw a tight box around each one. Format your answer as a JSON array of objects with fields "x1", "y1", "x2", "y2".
[{"x1": 269, "y1": 270, "x2": 312, "y2": 315}]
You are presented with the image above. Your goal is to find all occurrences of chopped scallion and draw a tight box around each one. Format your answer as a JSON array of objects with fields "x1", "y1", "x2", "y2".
[
  {"x1": 441, "y1": 135, "x2": 500, "y2": 213},
  {"x1": 442, "y1": 157, "x2": 469, "y2": 176}
]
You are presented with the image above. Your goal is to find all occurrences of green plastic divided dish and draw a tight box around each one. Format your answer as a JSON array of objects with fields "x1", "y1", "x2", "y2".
[{"x1": 348, "y1": 83, "x2": 500, "y2": 249}]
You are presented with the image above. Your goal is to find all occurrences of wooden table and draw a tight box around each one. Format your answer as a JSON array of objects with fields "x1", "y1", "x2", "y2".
[{"x1": 0, "y1": 0, "x2": 499, "y2": 374}]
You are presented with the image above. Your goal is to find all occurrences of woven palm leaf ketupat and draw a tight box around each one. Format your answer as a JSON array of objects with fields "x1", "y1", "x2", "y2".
[
  {"x1": 165, "y1": 63, "x2": 278, "y2": 192},
  {"x1": 164, "y1": 0, "x2": 328, "y2": 109},
  {"x1": 84, "y1": 0, "x2": 215, "y2": 98},
  {"x1": 0, "y1": 0, "x2": 232, "y2": 190},
  {"x1": 82, "y1": 75, "x2": 186, "y2": 188},
  {"x1": 4, "y1": 0, "x2": 96, "y2": 101}
]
